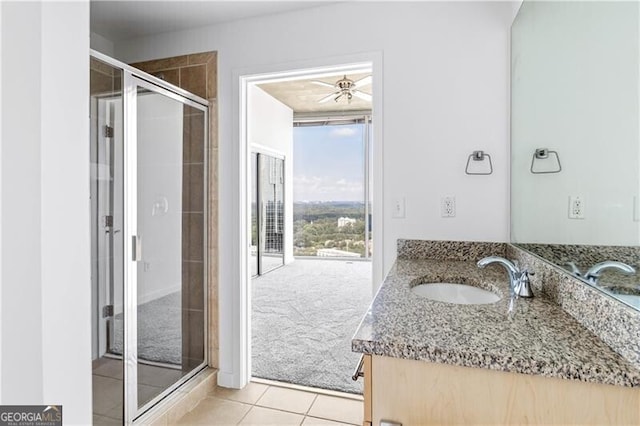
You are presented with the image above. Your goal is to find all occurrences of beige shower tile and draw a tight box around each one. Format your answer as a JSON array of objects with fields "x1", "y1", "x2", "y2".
[
  {"x1": 132, "y1": 55, "x2": 189, "y2": 73},
  {"x1": 188, "y1": 52, "x2": 215, "y2": 66},
  {"x1": 182, "y1": 164, "x2": 205, "y2": 212},
  {"x1": 180, "y1": 65, "x2": 207, "y2": 99},
  {"x1": 206, "y1": 56, "x2": 217, "y2": 99},
  {"x1": 152, "y1": 68, "x2": 180, "y2": 86}
]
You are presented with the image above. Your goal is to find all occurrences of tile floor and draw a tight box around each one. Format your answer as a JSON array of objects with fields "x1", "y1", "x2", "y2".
[
  {"x1": 176, "y1": 382, "x2": 364, "y2": 425},
  {"x1": 93, "y1": 357, "x2": 185, "y2": 425}
]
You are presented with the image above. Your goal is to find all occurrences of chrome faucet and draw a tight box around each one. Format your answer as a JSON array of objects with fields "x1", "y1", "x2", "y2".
[
  {"x1": 584, "y1": 261, "x2": 636, "y2": 284},
  {"x1": 477, "y1": 257, "x2": 534, "y2": 315},
  {"x1": 565, "y1": 261, "x2": 583, "y2": 277}
]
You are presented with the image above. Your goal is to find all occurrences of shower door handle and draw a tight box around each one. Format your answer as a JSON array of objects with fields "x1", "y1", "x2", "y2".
[{"x1": 132, "y1": 235, "x2": 142, "y2": 261}]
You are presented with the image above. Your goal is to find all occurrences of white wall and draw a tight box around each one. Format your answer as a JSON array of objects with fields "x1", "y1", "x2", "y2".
[
  {"x1": 114, "y1": 1, "x2": 517, "y2": 387},
  {"x1": 1, "y1": 1, "x2": 92, "y2": 424},
  {"x1": 511, "y1": 1, "x2": 640, "y2": 246},
  {"x1": 91, "y1": 31, "x2": 115, "y2": 56},
  {"x1": 0, "y1": 0, "x2": 3, "y2": 403},
  {"x1": 248, "y1": 85, "x2": 294, "y2": 264},
  {"x1": 1, "y1": 0, "x2": 44, "y2": 403},
  {"x1": 137, "y1": 93, "x2": 184, "y2": 303}
]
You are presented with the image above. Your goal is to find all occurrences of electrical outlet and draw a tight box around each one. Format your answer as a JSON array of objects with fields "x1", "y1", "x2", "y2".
[
  {"x1": 568, "y1": 195, "x2": 585, "y2": 219},
  {"x1": 441, "y1": 196, "x2": 456, "y2": 218},
  {"x1": 392, "y1": 197, "x2": 405, "y2": 218}
]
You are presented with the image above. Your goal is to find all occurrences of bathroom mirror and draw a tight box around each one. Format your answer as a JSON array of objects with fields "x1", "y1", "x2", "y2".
[{"x1": 511, "y1": 1, "x2": 640, "y2": 311}]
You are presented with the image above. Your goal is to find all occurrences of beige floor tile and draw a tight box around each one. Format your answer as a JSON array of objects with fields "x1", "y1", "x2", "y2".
[
  {"x1": 176, "y1": 396, "x2": 251, "y2": 425},
  {"x1": 93, "y1": 358, "x2": 124, "y2": 380},
  {"x1": 239, "y1": 406, "x2": 304, "y2": 425},
  {"x1": 209, "y1": 382, "x2": 269, "y2": 404},
  {"x1": 139, "y1": 383, "x2": 166, "y2": 406},
  {"x1": 93, "y1": 414, "x2": 122, "y2": 426},
  {"x1": 92, "y1": 375, "x2": 123, "y2": 416},
  {"x1": 255, "y1": 386, "x2": 317, "y2": 414},
  {"x1": 302, "y1": 417, "x2": 352, "y2": 426},
  {"x1": 102, "y1": 404, "x2": 123, "y2": 422},
  {"x1": 307, "y1": 395, "x2": 363, "y2": 425},
  {"x1": 138, "y1": 363, "x2": 183, "y2": 388}
]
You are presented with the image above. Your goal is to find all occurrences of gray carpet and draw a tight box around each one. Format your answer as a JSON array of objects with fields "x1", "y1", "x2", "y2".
[
  {"x1": 252, "y1": 258, "x2": 372, "y2": 394},
  {"x1": 112, "y1": 292, "x2": 182, "y2": 365}
]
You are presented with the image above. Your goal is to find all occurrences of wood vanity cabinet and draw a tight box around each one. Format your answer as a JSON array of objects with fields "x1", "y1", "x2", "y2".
[{"x1": 361, "y1": 354, "x2": 640, "y2": 425}]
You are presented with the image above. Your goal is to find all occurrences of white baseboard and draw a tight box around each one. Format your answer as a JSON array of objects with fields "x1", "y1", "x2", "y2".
[{"x1": 216, "y1": 370, "x2": 241, "y2": 389}]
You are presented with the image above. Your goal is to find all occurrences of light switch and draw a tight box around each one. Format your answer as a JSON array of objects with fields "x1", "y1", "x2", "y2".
[{"x1": 392, "y1": 197, "x2": 405, "y2": 218}]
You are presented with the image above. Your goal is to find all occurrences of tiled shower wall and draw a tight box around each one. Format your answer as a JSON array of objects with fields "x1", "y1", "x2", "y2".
[
  {"x1": 90, "y1": 57, "x2": 121, "y2": 94},
  {"x1": 131, "y1": 52, "x2": 219, "y2": 369}
]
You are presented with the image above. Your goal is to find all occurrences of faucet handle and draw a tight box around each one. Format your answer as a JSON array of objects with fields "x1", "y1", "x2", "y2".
[{"x1": 517, "y1": 269, "x2": 535, "y2": 298}]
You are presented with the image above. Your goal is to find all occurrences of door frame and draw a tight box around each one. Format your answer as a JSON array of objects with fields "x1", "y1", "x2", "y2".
[
  {"x1": 124, "y1": 74, "x2": 210, "y2": 423},
  {"x1": 220, "y1": 51, "x2": 384, "y2": 389}
]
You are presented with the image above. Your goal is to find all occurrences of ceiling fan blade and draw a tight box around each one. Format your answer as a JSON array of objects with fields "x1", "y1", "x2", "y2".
[
  {"x1": 352, "y1": 90, "x2": 372, "y2": 102},
  {"x1": 311, "y1": 80, "x2": 335, "y2": 89},
  {"x1": 318, "y1": 91, "x2": 340, "y2": 103},
  {"x1": 353, "y1": 75, "x2": 372, "y2": 87}
]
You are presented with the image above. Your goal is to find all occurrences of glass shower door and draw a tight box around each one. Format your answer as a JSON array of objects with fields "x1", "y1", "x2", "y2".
[
  {"x1": 123, "y1": 76, "x2": 207, "y2": 420},
  {"x1": 91, "y1": 56, "x2": 125, "y2": 425},
  {"x1": 91, "y1": 52, "x2": 209, "y2": 425}
]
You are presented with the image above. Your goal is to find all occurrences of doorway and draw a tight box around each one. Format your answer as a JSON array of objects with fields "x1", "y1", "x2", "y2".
[
  {"x1": 90, "y1": 52, "x2": 208, "y2": 424},
  {"x1": 245, "y1": 65, "x2": 375, "y2": 394}
]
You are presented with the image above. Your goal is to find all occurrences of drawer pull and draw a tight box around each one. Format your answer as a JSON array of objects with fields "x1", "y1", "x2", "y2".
[{"x1": 351, "y1": 355, "x2": 365, "y2": 381}]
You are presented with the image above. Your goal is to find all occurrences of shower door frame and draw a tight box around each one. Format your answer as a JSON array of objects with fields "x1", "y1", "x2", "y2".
[{"x1": 91, "y1": 50, "x2": 210, "y2": 425}]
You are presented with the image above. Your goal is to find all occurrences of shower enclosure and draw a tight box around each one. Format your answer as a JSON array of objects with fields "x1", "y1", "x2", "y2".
[{"x1": 90, "y1": 51, "x2": 208, "y2": 424}]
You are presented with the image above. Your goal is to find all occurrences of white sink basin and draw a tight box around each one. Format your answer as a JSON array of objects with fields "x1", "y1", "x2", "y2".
[{"x1": 411, "y1": 283, "x2": 500, "y2": 305}]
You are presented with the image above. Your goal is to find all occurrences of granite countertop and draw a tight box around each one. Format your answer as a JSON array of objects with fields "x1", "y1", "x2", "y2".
[{"x1": 352, "y1": 258, "x2": 640, "y2": 387}]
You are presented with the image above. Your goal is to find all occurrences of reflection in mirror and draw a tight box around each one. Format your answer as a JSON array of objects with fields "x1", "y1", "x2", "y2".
[{"x1": 511, "y1": 1, "x2": 640, "y2": 310}]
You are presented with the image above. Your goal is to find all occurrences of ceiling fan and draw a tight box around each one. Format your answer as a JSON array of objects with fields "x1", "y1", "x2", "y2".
[{"x1": 311, "y1": 75, "x2": 372, "y2": 104}]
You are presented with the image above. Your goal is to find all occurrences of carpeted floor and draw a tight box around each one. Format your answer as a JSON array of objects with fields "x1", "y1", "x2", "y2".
[
  {"x1": 251, "y1": 258, "x2": 372, "y2": 394},
  {"x1": 109, "y1": 259, "x2": 372, "y2": 393},
  {"x1": 112, "y1": 292, "x2": 182, "y2": 365}
]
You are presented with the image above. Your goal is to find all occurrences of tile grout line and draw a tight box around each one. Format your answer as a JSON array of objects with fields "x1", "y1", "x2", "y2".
[
  {"x1": 252, "y1": 384, "x2": 271, "y2": 407},
  {"x1": 234, "y1": 384, "x2": 271, "y2": 425},
  {"x1": 305, "y1": 394, "x2": 319, "y2": 416},
  {"x1": 299, "y1": 394, "x2": 320, "y2": 426}
]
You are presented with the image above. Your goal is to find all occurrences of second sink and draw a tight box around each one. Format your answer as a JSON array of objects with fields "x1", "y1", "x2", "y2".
[{"x1": 411, "y1": 283, "x2": 501, "y2": 305}]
